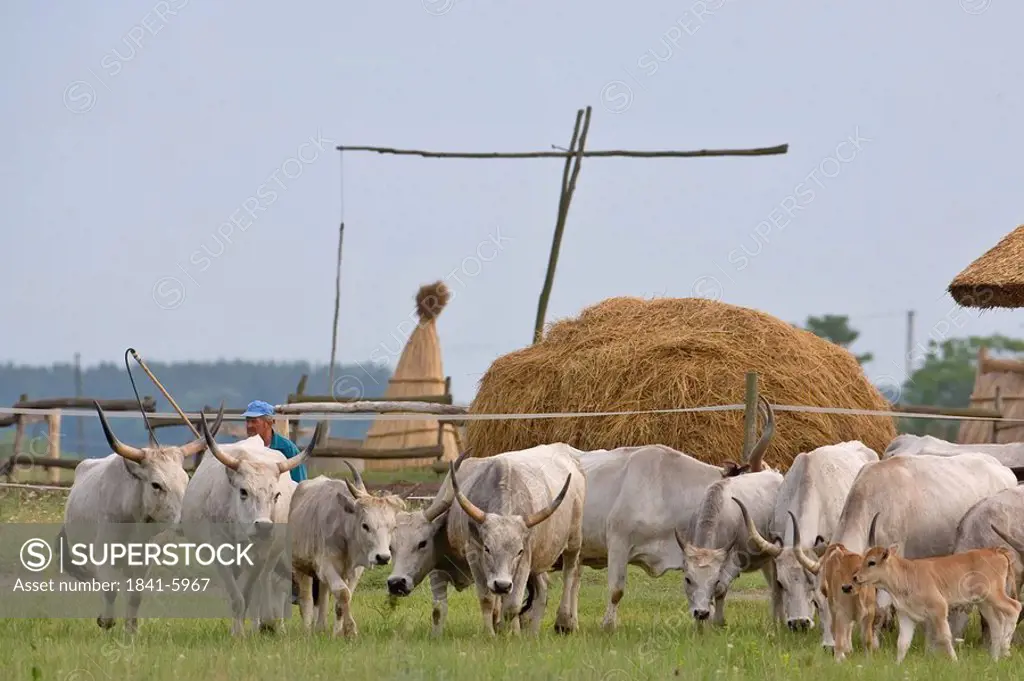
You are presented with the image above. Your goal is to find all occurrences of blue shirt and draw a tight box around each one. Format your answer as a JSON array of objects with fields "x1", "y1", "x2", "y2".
[{"x1": 269, "y1": 431, "x2": 307, "y2": 483}]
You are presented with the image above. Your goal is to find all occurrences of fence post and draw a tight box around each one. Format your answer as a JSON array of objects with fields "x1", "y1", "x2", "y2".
[
  {"x1": 992, "y1": 386, "x2": 1003, "y2": 444},
  {"x1": 47, "y1": 410, "x2": 61, "y2": 485},
  {"x1": 741, "y1": 372, "x2": 759, "y2": 464}
]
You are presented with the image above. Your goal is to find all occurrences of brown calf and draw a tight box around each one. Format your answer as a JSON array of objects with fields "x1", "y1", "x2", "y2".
[
  {"x1": 852, "y1": 543, "x2": 1021, "y2": 663},
  {"x1": 800, "y1": 542, "x2": 880, "y2": 662}
]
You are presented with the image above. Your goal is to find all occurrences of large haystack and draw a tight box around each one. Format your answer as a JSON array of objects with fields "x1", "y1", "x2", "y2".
[
  {"x1": 957, "y1": 346, "x2": 1024, "y2": 444},
  {"x1": 468, "y1": 296, "x2": 896, "y2": 470},
  {"x1": 948, "y1": 224, "x2": 1024, "y2": 309},
  {"x1": 361, "y1": 281, "x2": 461, "y2": 471}
]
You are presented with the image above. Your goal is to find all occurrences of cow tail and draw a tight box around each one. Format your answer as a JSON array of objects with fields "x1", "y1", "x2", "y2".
[
  {"x1": 519, "y1": 576, "x2": 536, "y2": 616},
  {"x1": 999, "y1": 547, "x2": 1020, "y2": 600}
]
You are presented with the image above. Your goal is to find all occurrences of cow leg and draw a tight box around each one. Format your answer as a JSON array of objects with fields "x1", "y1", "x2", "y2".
[
  {"x1": 818, "y1": 597, "x2": 835, "y2": 649},
  {"x1": 297, "y1": 572, "x2": 316, "y2": 631},
  {"x1": 124, "y1": 583, "x2": 144, "y2": 635},
  {"x1": 711, "y1": 591, "x2": 727, "y2": 627},
  {"x1": 314, "y1": 571, "x2": 331, "y2": 633},
  {"x1": 97, "y1": 584, "x2": 117, "y2": 630},
  {"x1": 474, "y1": 575, "x2": 498, "y2": 637},
  {"x1": 523, "y1": 573, "x2": 549, "y2": 635},
  {"x1": 928, "y1": 604, "x2": 957, "y2": 661},
  {"x1": 315, "y1": 561, "x2": 355, "y2": 638},
  {"x1": 601, "y1": 536, "x2": 629, "y2": 632},
  {"x1": 762, "y1": 563, "x2": 783, "y2": 624},
  {"x1": 333, "y1": 566, "x2": 360, "y2": 639},
  {"x1": 429, "y1": 570, "x2": 451, "y2": 638},
  {"x1": 895, "y1": 612, "x2": 917, "y2": 664},
  {"x1": 555, "y1": 546, "x2": 581, "y2": 634},
  {"x1": 211, "y1": 561, "x2": 247, "y2": 636}
]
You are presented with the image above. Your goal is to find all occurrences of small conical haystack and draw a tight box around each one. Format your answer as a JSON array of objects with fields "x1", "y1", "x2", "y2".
[{"x1": 361, "y1": 281, "x2": 461, "y2": 471}]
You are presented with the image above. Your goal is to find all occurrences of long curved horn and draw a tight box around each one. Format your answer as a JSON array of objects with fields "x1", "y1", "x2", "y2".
[
  {"x1": 95, "y1": 400, "x2": 145, "y2": 463},
  {"x1": 179, "y1": 402, "x2": 226, "y2": 458},
  {"x1": 278, "y1": 421, "x2": 325, "y2": 474},
  {"x1": 746, "y1": 396, "x2": 775, "y2": 473},
  {"x1": 342, "y1": 459, "x2": 366, "y2": 492},
  {"x1": 991, "y1": 523, "x2": 1024, "y2": 556},
  {"x1": 732, "y1": 497, "x2": 781, "y2": 557},
  {"x1": 344, "y1": 477, "x2": 367, "y2": 499},
  {"x1": 449, "y1": 459, "x2": 487, "y2": 525},
  {"x1": 521, "y1": 474, "x2": 572, "y2": 529},
  {"x1": 789, "y1": 510, "x2": 821, "y2": 574},
  {"x1": 422, "y1": 448, "x2": 473, "y2": 522},
  {"x1": 867, "y1": 512, "x2": 880, "y2": 548},
  {"x1": 200, "y1": 410, "x2": 240, "y2": 471}
]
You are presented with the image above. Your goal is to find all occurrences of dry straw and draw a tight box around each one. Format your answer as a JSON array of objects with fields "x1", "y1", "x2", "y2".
[
  {"x1": 948, "y1": 224, "x2": 1024, "y2": 309},
  {"x1": 467, "y1": 296, "x2": 897, "y2": 470}
]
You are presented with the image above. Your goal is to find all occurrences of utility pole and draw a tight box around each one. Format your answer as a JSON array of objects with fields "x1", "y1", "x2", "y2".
[
  {"x1": 73, "y1": 352, "x2": 84, "y2": 456},
  {"x1": 905, "y1": 310, "x2": 915, "y2": 379}
]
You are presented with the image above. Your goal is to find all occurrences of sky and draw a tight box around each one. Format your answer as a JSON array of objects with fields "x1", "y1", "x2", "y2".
[{"x1": 3, "y1": 0, "x2": 1024, "y2": 405}]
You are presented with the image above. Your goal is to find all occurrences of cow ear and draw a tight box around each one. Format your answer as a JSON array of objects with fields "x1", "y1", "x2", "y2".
[
  {"x1": 336, "y1": 490, "x2": 356, "y2": 515},
  {"x1": 886, "y1": 542, "x2": 900, "y2": 558},
  {"x1": 467, "y1": 520, "x2": 482, "y2": 544}
]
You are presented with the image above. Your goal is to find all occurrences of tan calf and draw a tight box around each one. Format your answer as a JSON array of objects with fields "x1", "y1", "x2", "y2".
[
  {"x1": 852, "y1": 543, "x2": 1021, "y2": 663},
  {"x1": 795, "y1": 536, "x2": 880, "y2": 662}
]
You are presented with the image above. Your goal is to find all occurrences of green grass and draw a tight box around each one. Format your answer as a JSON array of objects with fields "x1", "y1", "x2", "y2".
[{"x1": 1, "y1": 489, "x2": 1020, "y2": 680}]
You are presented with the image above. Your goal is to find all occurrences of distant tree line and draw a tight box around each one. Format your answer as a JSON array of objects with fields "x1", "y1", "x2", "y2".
[{"x1": 0, "y1": 360, "x2": 392, "y2": 459}]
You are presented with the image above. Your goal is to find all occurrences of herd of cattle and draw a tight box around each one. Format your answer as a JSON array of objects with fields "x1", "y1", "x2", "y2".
[{"x1": 53, "y1": 399, "x2": 1024, "y2": 665}]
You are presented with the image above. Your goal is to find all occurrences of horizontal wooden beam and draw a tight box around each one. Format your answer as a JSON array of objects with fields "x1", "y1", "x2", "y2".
[
  {"x1": 12, "y1": 397, "x2": 157, "y2": 411},
  {"x1": 275, "y1": 401, "x2": 469, "y2": 416},
  {"x1": 335, "y1": 144, "x2": 790, "y2": 160},
  {"x1": 969, "y1": 394, "x2": 1024, "y2": 403},
  {"x1": 285, "y1": 393, "x2": 454, "y2": 405},
  {"x1": 891, "y1": 403, "x2": 1003, "y2": 419},
  {"x1": 312, "y1": 445, "x2": 444, "y2": 461}
]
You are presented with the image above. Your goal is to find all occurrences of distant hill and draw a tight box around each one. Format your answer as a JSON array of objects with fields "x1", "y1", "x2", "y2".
[{"x1": 0, "y1": 360, "x2": 392, "y2": 458}]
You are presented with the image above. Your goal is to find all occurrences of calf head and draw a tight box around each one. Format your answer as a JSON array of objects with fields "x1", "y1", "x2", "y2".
[
  {"x1": 96, "y1": 401, "x2": 225, "y2": 524},
  {"x1": 851, "y1": 544, "x2": 899, "y2": 589},
  {"x1": 450, "y1": 460, "x2": 572, "y2": 596},
  {"x1": 734, "y1": 499, "x2": 818, "y2": 631},
  {"x1": 333, "y1": 464, "x2": 407, "y2": 568},
  {"x1": 200, "y1": 414, "x2": 322, "y2": 539},
  {"x1": 387, "y1": 450, "x2": 470, "y2": 597}
]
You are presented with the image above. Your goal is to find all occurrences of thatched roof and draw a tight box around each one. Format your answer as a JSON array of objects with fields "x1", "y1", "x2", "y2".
[
  {"x1": 948, "y1": 224, "x2": 1024, "y2": 308},
  {"x1": 361, "y1": 281, "x2": 460, "y2": 470}
]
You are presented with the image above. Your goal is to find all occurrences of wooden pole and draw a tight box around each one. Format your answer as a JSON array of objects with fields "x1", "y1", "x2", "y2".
[
  {"x1": 9, "y1": 416, "x2": 24, "y2": 483},
  {"x1": 741, "y1": 372, "x2": 759, "y2": 463},
  {"x1": 127, "y1": 349, "x2": 202, "y2": 440},
  {"x1": 533, "y1": 106, "x2": 592, "y2": 343},
  {"x1": 73, "y1": 352, "x2": 84, "y2": 456},
  {"x1": 334, "y1": 144, "x2": 789, "y2": 159},
  {"x1": 47, "y1": 411, "x2": 61, "y2": 485},
  {"x1": 328, "y1": 223, "x2": 344, "y2": 391},
  {"x1": 992, "y1": 386, "x2": 1003, "y2": 443}
]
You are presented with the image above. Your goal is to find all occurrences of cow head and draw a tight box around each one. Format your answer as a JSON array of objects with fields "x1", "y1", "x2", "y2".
[
  {"x1": 332, "y1": 461, "x2": 407, "y2": 568},
  {"x1": 450, "y1": 460, "x2": 571, "y2": 596},
  {"x1": 387, "y1": 450, "x2": 470, "y2": 597},
  {"x1": 733, "y1": 498, "x2": 819, "y2": 631},
  {"x1": 95, "y1": 400, "x2": 225, "y2": 524},
  {"x1": 676, "y1": 537, "x2": 733, "y2": 622},
  {"x1": 200, "y1": 413, "x2": 322, "y2": 539}
]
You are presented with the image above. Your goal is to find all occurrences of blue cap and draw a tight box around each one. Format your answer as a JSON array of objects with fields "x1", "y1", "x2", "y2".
[{"x1": 241, "y1": 400, "x2": 275, "y2": 418}]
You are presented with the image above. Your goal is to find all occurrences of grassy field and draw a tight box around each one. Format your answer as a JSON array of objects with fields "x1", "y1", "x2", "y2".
[{"x1": 0, "y1": 487, "x2": 1021, "y2": 680}]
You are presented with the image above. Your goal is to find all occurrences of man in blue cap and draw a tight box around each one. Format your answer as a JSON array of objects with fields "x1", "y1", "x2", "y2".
[
  {"x1": 242, "y1": 400, "x2": 307, "y2": 483},
  {"x1": 242, "y1": 399, "x2": 313, "y2": 606}
]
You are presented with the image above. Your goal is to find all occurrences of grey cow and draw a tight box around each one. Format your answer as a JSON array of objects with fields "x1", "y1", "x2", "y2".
[
  {"x1": 737, "y1": 440, "x2": 878, "y2": 646},
  {"x1": 572, "y1": 396, "x2": 778, "y2": 631},
  {"x1": 289, "y1": 463, "x2": 407, "y2": 638},
  {"x1": 387, "y1": 444, "x2": 585, "y2": 637},
  {"x1": 949, "y1": 485, "x2": 1024, "y2": 645},
  {"x1": 59, "y1": 401, "x2": 224, "y2": 634}
]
